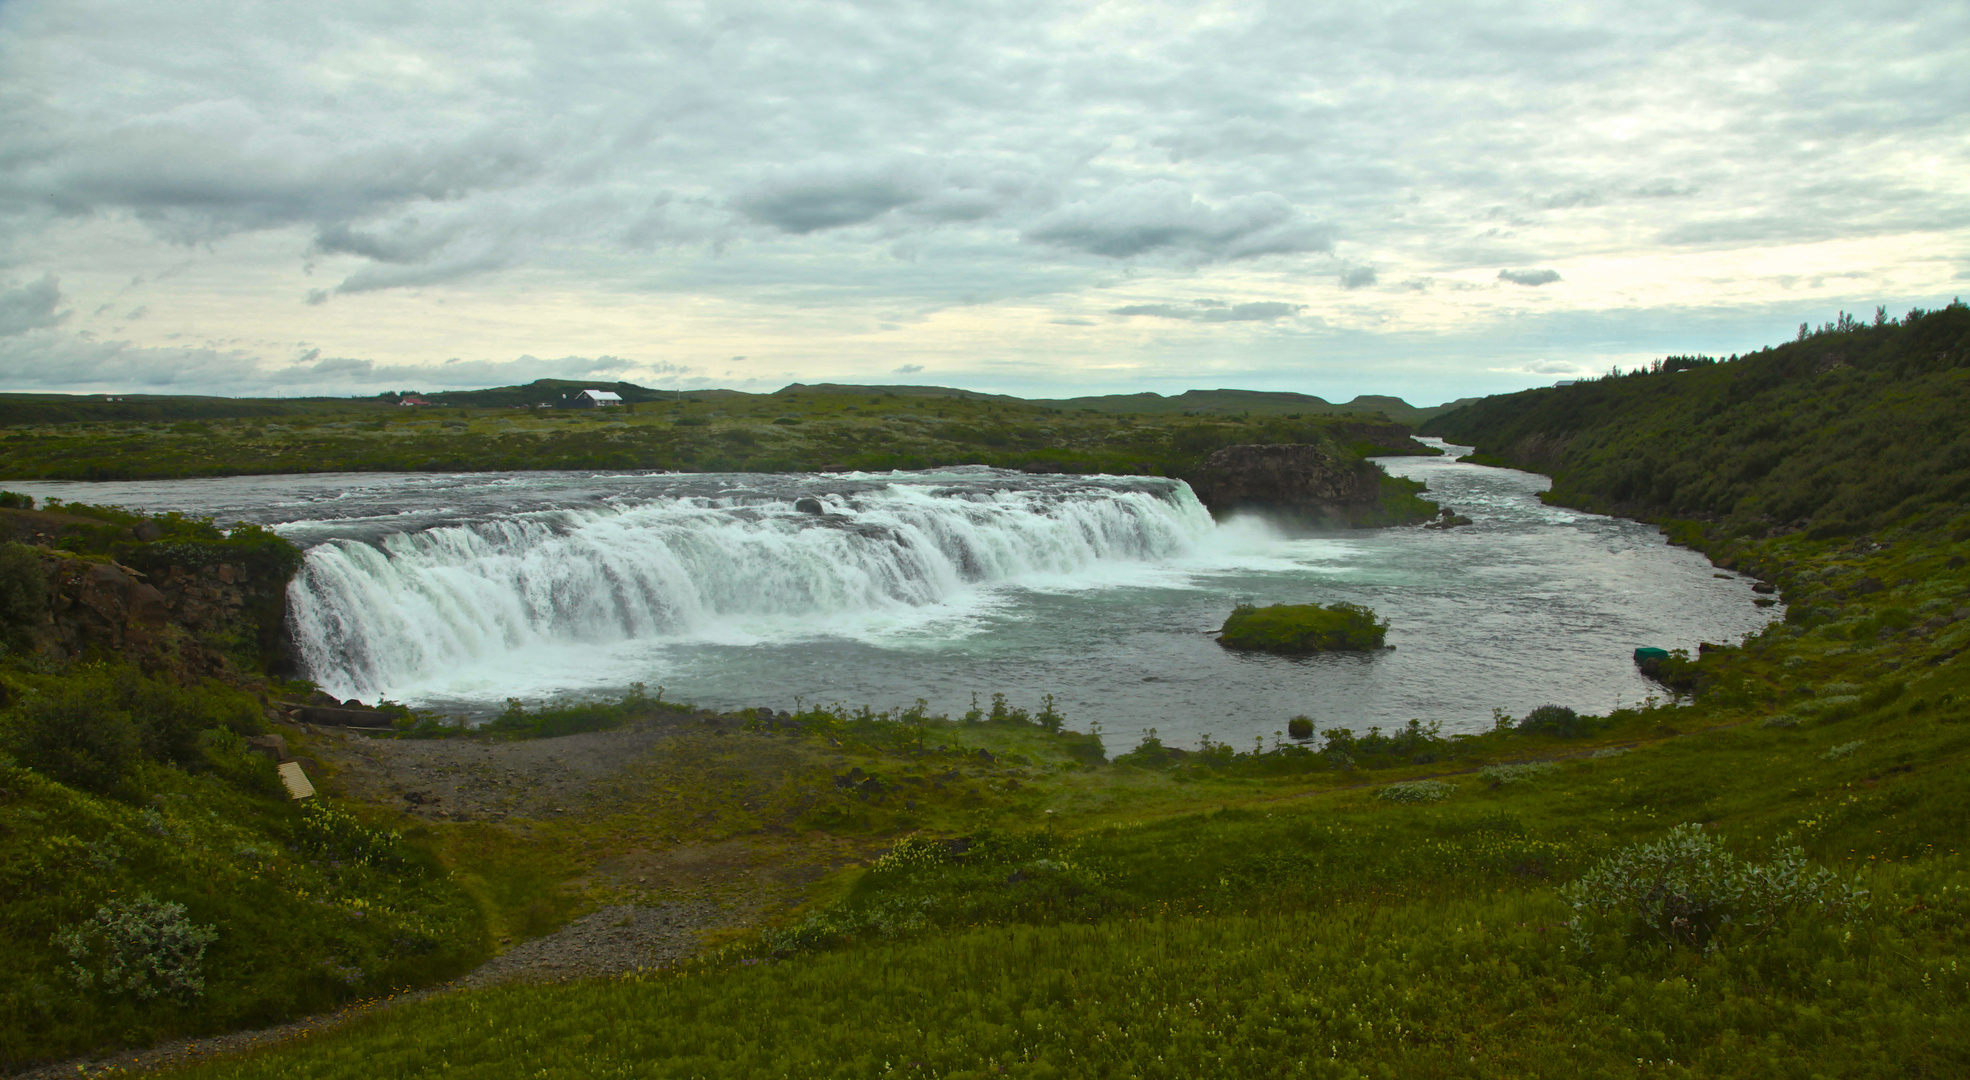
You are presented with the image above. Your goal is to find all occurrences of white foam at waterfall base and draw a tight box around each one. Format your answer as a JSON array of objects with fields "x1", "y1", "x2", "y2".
[{"x1": 288, "y1": 479, "x2": 1215, "y2": 701}]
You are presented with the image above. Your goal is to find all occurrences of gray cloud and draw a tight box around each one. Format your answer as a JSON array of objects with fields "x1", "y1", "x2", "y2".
[
  {"x1": 1024, "y1": 183, "x2": 1331, "y2": 262},
  {"x1": 1499, "y1": 268, "x2": 1563, "y2": 286},
  {"x1": 893, "y1": 363, "x2": 924, "y2": 373},
  {"x1": 1537, "y1": 190, "x2": 1603, "y2": 210},
  {"x1": 1338, "y1": 265, "x2": 1378, "y2": 290},
  {"x1": 0, "y1": 275, "x2": 68, "y2": 336},
  {"x1": 736, "y1": 160, "x2": 930, "y2": 234},
  {"x1": 1111, "y1": 301, "x2": 1305, "y2": 322},
  {"x1": 0, "y1": 0, "x2": 1961, "y2": 394}
]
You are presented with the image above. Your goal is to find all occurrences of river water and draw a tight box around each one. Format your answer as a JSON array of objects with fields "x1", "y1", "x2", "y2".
[{"x1": 10, "y1": 441, "x2": 1777, "y2": 751}]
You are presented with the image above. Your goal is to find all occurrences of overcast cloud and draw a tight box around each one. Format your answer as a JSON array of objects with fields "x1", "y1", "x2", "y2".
[{"x1": 0, "y1": 0, "x2": 1965, "y2": 401}]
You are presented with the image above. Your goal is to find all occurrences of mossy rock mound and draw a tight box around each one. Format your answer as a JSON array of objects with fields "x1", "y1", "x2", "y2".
[{"x1": 1217, "y1": 602, "x2": 1388, "y2": 653}]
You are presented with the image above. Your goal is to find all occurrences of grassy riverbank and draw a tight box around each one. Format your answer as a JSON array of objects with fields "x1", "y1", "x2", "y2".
[{"x1": 146, "y1": 607, "x2": 1970, "y2": 1077}]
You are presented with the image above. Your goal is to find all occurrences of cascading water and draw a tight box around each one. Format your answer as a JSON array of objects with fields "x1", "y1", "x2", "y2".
[
  {"x1": 6, "y1": 453, "x2": 1782, "y2": 747},
  {"x1": 286, "y1": 474, "x2": 1215, "y2": 699}
]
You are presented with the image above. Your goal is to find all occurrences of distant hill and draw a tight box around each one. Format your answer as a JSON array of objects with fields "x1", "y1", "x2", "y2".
[
  {"x1": 1031, "y1": 388, "x2": 1479, "y2": 425},
  {"x1": 0, "y1": 378, "x2": 1474, "y2": 426},
  {"x1": 772, "y1": 383, "x2": 1025, "y2": 403},
  {"x1": 422, "y1": 380, "x2": 1472, "y2": 423},
  {"x1": 420, "y1": 379, "x2": 751, "y2": 407}
]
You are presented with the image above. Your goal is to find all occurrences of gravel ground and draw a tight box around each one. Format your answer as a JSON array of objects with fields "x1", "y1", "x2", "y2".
[{"x1": 307, "y1": 718, "x2": 702, "y2": 822}]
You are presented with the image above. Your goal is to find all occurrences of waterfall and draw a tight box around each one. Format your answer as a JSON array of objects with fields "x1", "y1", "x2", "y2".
[{"x1": 287, "y1": 476, "x2": 1214, "y2": 698}]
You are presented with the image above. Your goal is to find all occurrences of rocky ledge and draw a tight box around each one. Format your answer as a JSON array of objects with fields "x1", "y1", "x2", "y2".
[{"x1": 1186, "y1": 443, "x2": 1387, "y2": 524}]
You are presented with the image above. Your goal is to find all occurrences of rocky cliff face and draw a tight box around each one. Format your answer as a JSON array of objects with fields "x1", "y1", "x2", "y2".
[
  {"x1": 0, "y1": 503, "x2": 298, "y2": 684},
  {"x1": 1185, "y1": 443, "x2": 1390, "y2": 524},
  {"x1": 29, "y1": 550, "x2": 274, "y2": 682}
]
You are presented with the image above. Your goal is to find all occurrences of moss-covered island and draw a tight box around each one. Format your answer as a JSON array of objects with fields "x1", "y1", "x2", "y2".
[{"x1": 1216, "y1": 601, "x2": 1389, "y2": 653}]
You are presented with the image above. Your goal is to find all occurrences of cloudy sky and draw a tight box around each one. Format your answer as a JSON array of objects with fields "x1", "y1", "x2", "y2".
[{"x1": 1, "y1": 1, "x2": 1965, "y2": 403}]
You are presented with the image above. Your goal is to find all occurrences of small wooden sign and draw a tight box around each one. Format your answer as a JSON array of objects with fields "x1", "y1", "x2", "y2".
[{"x1": 277, "y1": 761, "x2": 316, "y2": 801}]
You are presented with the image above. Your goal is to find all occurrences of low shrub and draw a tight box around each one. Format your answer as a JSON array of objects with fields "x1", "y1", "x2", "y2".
[
  {"x1": 0, "y1": 541, "x2": 42, "y2": 652},
  {"x1": 5, "y1": 666, "x2": 267, "y2": 795},
  {"x1": 291, "y1": 801, "x2": 408, "y2": 871},
  {"x1": 1378, "y1": 780, "x2": 1455, "y2": 803},
  {"x1": 1564, "y1": 823, "x2": 1867, "y2": 953},
  {"x1": 50, "y1": 894, "x2": 217, "y2": 1004},
  {"x1": 12, "y1": 685, "x2": 142, "y2": 795},
  {"x1": 1822, "y1": 740, "x2": 1865, "y2": 761},
  {"x1": 1516, "y1": 703, "x2": 1597, "y2": 738},
  {"x1": 1478, "y1": 761, "x2": 1559, "y2": 787}
]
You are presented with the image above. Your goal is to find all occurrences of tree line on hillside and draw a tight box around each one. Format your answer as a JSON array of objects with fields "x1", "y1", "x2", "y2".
[{"x1": 1423, "y1": 301, "x2": 1970, "y2": 539}]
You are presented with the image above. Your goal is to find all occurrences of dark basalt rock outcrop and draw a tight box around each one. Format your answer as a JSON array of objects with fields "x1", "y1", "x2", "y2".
[
  {"x1": 26, "y1": 551, "x2": 262, "y2": 682},
  {"x1": 1186, "y1": 443, "x2": 1385, "y2": 523}
]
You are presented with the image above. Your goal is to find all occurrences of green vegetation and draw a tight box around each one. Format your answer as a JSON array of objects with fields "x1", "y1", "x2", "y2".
[
  {"x1": 0, "y1": 384, "x2": 1431, "y2": 497},
  {"x1": 0, "y1": 665, "x2": 485, "y2": 1068},
  {"x1": 153, "y1": 649, "x2": 1970, "y2": 1076},
  {"x1": 1423, "y1": 301, "x2": 1970, "y2": 540},
  {"x1": 1217, "y1": 601, "x2": 1389, "y2": 653}
]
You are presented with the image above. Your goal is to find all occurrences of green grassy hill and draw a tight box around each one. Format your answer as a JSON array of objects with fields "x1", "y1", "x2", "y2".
[{"x1": 1421, "y1": 302, "x2": 1970, "y2": 540}]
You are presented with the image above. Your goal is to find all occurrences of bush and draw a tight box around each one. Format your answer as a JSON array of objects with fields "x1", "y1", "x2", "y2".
[
  {"x1": 0, "y1": 541, "x2": 43, "y2": 652},
  {"x1": 1564, "y1": 823, "x2": 1866, "y2": 953},
  {"x1": 1822, "y1": 740, "x2": 1864, "y2": 760},
  {"x1": 12, "y1": 684, "x2": 142, "y2": 794},
  {"x1": 292, "y1": 801, "x2": 408, "y2": 871},
  {"x1": 1377, "y1": 780, "x2": 1455, "y2": 803},
  {"x1": 6, "y1": 666, "x2": 267, "y2": 793},
  {"x1": 1516, "y1": 704, "x2": 1594, "y2": 738},
  {"x1": 51, "y1": 893, "x2": 217, "y2": 1003},
  {"x1": 1286, "y1": 715, "x2": 1314, "y2": 740},
  {"x1": 1217, "y1": 602, "x2": 1388, "y2": 653},
  {"x1": 1478, "y1": 761, "x2": 1559, "y2": 787}
]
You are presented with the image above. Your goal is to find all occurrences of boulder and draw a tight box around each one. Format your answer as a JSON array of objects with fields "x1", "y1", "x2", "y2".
[
  {"x1": 243, "y1": 734, "x2": 290, "y2": 763},
  {"x1": 1186, "y1": 443, "x2": 1383, "y2": 523},
  {"x1": 296, "y1": 704, "x2": 394, "y2": 728},
  {"x1": 793, "y1": 497, "x2": 825, "y2": 514}
]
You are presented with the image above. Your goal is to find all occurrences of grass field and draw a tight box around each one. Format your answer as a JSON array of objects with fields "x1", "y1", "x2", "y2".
[{"x1": 0, "y1": 386, "x2": 1431, "y2": 485}]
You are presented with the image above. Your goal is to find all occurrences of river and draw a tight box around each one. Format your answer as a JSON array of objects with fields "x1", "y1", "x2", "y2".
[{"x1": 9, "y1": 441, "x2": 1778, "y2": 751}]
